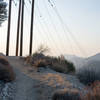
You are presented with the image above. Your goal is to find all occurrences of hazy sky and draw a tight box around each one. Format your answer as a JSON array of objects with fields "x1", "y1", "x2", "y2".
[{"x1": 0, "y1": 0, "x2": 100, "y2": 57}]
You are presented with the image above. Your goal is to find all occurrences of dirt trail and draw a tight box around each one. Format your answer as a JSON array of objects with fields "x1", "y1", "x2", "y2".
[{"x1": 7, "y1": 57, "x2": 37, "y2": 100}]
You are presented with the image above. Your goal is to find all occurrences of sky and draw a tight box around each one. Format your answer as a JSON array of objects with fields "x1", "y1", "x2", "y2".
[{"x1": 0, "y1": 0, "x2": 100, "y2": 57}]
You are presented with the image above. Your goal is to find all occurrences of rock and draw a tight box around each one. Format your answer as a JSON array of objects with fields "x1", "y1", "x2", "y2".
[{"x1": 0, "y1": 81, "x2": 16, "y2": 100}]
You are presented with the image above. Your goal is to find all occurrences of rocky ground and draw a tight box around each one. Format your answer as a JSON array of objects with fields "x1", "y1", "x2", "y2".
[
  {"x1": 0, "y1": 55, "x2": 86, "y2": 100},
  {"x1": 0, "y1": 81, "x2": 15, "y2": 100}
]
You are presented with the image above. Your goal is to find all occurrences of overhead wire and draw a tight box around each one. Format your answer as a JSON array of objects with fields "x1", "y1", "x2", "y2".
[
  {"x1": 45, "y1": 0, "x2": 75, "y2": 55},
  {"x1": 43, "y1": 0, "x2": 68, "y2": 54},
  {"x1": 12, "y1": 0, "x2": 87, "y2": 56},
  {"x1": 27, "y1": 0, "x2": 52, "y2": 53},
  {"x1": 48, "y1": 0, "x2": 87, "y2": 56},
  {"x1": 28, "y1": 0, "x2": 58, "y2": 55},
  {"x1": 26, "y1": 0, "x2": 75, "y2": 55},
  {"x1": 36, "y1": 4, "x2": 60, "y2": 55}
]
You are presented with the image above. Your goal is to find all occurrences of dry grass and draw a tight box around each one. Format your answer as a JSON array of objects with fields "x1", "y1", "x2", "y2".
[
  {"x1": 51, "y1": 57, "x2": 75, "y2": 74},
  {"x1": 24, "y1": 56, "x2": 32, "y2": 64},
  {"x1": 24, "y1": 53, "x2": 75, "y2": 74},
  {"x1": 52, "y1": 81, "x2": 100, "y2": 100},
  {"x1": 84, "y1": 81, "x2": 100, "y2": 100},
  {"x1": 0, "y1": 56, "x2": 15, "y2": 82},
  {"x1": 52, "y1": 88, "x2": 81, "y2": 100},
  {"x1": 24, "y1": 45, "x2": 75, "y2": 73},
  {"x1": 33, "y1": 59, "x2": 47, "y2": 68}
]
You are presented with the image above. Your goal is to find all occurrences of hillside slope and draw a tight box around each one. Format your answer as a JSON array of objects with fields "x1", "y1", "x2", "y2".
[
  {"x1": 5, "y1": 56, "x2": 85, "y2": 100},
  {"x1": 86, "y1": 53, "x2": 100, "y2": 61},
  {"x1": 65, "y1": 53, "x2": 100, "y2": 69}
]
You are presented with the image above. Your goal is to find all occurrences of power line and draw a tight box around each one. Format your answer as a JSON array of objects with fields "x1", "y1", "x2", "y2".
[
  {"x1": 36, "y1": 4, "x2": 61, "y2": 55},
  {"x1": 27, "y1": 0, "x2": 59, "y2": 55},
  {"x1": 10, "y1": 0, "x2": 87, "y2": 56},
  {"x1": 43, "y1": 0, "x2": 67, "y2": 54},
  {"x1": 48, "y1": 0, "x2": 87, "y2": 56},
  {"x1": 27, "y1": 0, "x2": 75, "y2": 55},
  {"x1": 44, "y1": 0, "x2": 75, "y2": 54}
]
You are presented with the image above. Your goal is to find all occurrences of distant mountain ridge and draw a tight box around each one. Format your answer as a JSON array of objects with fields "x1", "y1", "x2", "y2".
[
  {"x1": 86, "y1": 53, "x2": 100, "y2": 61},
  {"x1": 64, "y1": 55, "x2": 86, "y2": 69},
  {"x1": 64, "y1": 53, "x2": 100, "y2": 69}
]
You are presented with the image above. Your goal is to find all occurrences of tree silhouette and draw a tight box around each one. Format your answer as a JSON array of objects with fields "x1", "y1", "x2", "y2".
[{"x1": 0, "y1": 0, "x2": 7, "y2": 26}]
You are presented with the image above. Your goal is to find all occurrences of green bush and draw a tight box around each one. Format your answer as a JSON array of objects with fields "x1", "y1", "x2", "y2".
[{"x1": 51, "y1": 58, "x2": 75, "y2": 74}]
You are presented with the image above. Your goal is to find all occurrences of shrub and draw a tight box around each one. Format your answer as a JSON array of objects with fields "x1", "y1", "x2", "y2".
[
  {"x1": 0, "y1": 56, "x2": 9, "y2": 65},
  {"x1": 25, "y1": 52, "x2": 75, "y2": 73},
  {"x1": 32, "y1": 53, "x2": 45, "y2": 61},
  {"x1": 35, "y1": 44, "x2": 50, "y2": 54},
  {"x1": 0, "y1": 56, "x2": 15, "y2": 82},
  {"x1": 51, "y1": 57, "x2": 75, "y2": 74},
  {"x1": 52, "y1": 89, "x2": 81, "y2": 100},
  {"x1": 24, "y1": 56, "x2": 32, "y2": 64},
  {"x1": 33, "y1": 59, "x2": 47, "y2": 68},
  {"x1": 77, "y1": 66, "x2": 100, "y2": 85},
  {"x1": 84, "y1": 81, "x2": 100, "y2": 100},
  {"x1": 64, "y1": 60, "x2": 75, "y2": 73},
  {"x1": 25, "y1": 44, "x2": 75, "y2": 73}
]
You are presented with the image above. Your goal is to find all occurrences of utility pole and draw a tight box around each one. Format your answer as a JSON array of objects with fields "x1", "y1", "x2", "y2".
[
  {"x1": 6, "y1": 0, "x2": 12, "y2": 56},
  {"x1": 29, "y1": 0, "x2": 35, "y2": 56},
  {"x1": 16, "y1": 0, "x2": 22, "y2": 56},
  {"x1": 20, "y1": 0, "x2": 24, "y2": 56}
]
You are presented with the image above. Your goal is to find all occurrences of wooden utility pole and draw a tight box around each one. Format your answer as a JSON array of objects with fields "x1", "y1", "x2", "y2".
[
  {"x1": 29, "y1": 0, "x2": 35, "y2": 56},
  {"x1": 6, "y1": 0, "x2": 12, "y2": 56},
  {"x1": 16, "y1": 0, "x2": 22, "y2": 56},
  {"x1": 20, "y1": 0, "x2": 24, "y2": 56}
]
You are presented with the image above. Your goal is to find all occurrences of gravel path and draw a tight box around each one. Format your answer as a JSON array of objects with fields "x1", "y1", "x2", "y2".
[
  {"x1": 7, "y1": 57, "x2": 37, "y2": 100},
  {"x1": 12, "y1": 67, "x2": 36, "y2": 100}
]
